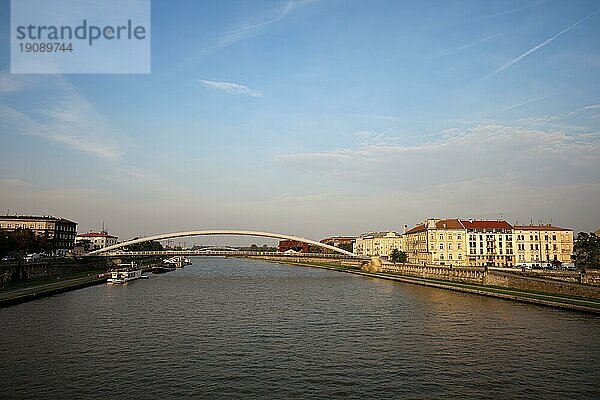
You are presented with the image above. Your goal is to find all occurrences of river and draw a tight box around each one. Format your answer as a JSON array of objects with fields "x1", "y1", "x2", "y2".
[{"x1": 1, "y1": 257, "x2": 599, "y2": 399}]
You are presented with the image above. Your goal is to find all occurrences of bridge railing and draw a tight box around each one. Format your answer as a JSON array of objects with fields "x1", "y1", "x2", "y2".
[{"x1": 92, "y1": 250, "x2": 363, "y2": 259}]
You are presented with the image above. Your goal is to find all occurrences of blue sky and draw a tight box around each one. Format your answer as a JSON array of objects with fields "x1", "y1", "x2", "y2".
[{"x1": 1, "y1": 0, "x2": 599, "y2": 240}]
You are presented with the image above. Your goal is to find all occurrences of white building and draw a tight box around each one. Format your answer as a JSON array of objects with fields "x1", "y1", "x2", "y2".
[
  {"x1": 75, "y1": 231, "x2": 118, "y2": 251},
  {"x1": 354, "y1": 231, "x2": 405, "y2": 259}
]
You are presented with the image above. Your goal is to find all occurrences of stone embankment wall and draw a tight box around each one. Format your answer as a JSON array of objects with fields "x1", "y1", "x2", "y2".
[
  {"x1": 382, "y1": 263, "x2": 486, "y2": 284},
  {"x1": 485, "y1": 271, "x2": 600, "y2": 300},
  {"x1": 0, "y1": 258, "x2": 110, "y2": 284},
  {"x1": 374, "y1": 259, "x2": 600, "y2": 300}
]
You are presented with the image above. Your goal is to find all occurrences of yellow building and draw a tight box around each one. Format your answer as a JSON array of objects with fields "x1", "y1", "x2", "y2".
[
  {"x1": 513, "y1": 225, "x2": 573, "y2": 268},
  {"x1": 405, "y1": 218, "x2": 515, "y2": 267},
  {"x1": 405, "y1": 219, "x2": 467, "y2": 266},
  {"x1": 354, "y1": 231, "x2": 405, "y2": 259}
]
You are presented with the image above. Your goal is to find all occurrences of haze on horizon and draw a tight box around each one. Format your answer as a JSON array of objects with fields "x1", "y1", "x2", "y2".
[{"x1": 1, "y1": 0, "x2": 599, "y2": 241}]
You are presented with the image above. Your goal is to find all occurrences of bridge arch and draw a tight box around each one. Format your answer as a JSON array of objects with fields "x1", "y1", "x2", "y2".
[{"x1": 86, "y1": 230, "x2": 359, "y2": 257}]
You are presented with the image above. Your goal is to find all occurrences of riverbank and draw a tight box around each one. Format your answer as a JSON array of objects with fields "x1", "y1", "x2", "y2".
[
  {"x1": 0, "y1": 273, "x2": 107, "y2": 308},
  {"x1": 259, "y1": 258, "x2": 600, "y2": 315}
]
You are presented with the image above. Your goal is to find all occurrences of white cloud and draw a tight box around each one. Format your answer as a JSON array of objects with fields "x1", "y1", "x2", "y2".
[
  {"x1": 216, "y1": 1, "x2": 297, "y2": 49},
  {"x1": 0, "y1": 75, "x2": 125, "y2": 160},
  {"x1": 277, "y1": 124, "x2": 600, "y2": 189},
  {"x1": 198, "y1": 79, "x2": 262, "y2": 97}
]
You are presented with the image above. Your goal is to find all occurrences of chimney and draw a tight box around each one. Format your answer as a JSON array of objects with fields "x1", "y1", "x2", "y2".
[{"x1": 404, "y1": 224, "x2": 408, "y2": 234}]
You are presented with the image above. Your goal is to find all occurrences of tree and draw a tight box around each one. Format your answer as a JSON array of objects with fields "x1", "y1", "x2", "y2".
[
  {"x1": 127, "y1": 239, "x2": 164, "y2": 251},
  {"x1": 338, "y1": 242, "x2": 354, "y2": 253},
  {"x1": 389, "y1": 248, "x2": 407, "y2": 263},
  {"x1": 574, "y1": 232, "x2": 600, "y2": 269},
  {"x1": 0, "y1": 228, "x2": 51, "y2": 258}
]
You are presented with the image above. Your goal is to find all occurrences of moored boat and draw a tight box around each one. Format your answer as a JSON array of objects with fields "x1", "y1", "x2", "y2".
[{"x1": 107, "y1": 262, "x2": 143, "y2": 284}]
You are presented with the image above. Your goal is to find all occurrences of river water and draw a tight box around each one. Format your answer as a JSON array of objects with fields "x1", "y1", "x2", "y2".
[{"x1": 1, "y1": 257, "x2": 599, "y2": 399}]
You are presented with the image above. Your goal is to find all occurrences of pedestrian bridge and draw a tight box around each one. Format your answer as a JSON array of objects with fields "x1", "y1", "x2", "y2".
[{"x1": 85, "y1": 229, "x2": 362, "y2": 258}]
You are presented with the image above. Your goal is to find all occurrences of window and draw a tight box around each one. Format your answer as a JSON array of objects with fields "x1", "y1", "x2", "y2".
[
  {"x1": 440, "y1": 243, "x2": 444, "y2": 250},
  {"x1": 448, "y1": 243, "x2": 452, "y2": 250},
  {"x1": 440, "y1": 254, "x2": 444, "y2": 260},
  {"x1": 440, "y1": 234, "x2": 444, "y2": 240},
  {"x1": 449, "y1": 254, "x2": 453, "y2": 260},
  {"x1": 457, "y1": 243, "x2": 461, "y2": 249},
  {"x1": 552, "y1": 235, "x2": 556, "y2": 241}
]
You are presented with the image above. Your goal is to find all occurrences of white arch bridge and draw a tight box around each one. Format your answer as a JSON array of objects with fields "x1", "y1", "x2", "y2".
[{"x1": 85, "y1": 230, "x2": 363, "y2": 259}]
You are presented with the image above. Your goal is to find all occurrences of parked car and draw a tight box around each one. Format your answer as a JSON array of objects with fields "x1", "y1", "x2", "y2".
[
  {"x1": 1, "y1": 255, "x2": 16, "y2": 262},
  {"x1": 24, "y1": 253, "x2": 43, "y2": 262}
]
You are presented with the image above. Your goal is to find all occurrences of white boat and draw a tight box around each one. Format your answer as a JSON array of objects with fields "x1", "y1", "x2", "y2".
[
  {"x1": 107, "y1": 262, "x2": 143, "y2": 284},
  {"x1": 163, "y1": 256, "x2": 191, "y2": 268}
]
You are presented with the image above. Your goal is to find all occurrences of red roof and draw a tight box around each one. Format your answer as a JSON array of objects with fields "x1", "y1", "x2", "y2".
[
  {"x1": 435, "y1": 219, "x2": 464, "y2": 230},
  {"x1": 405, "y1": 223, "x2": 426, "y2": 235},
  {"x1": 460, "y1": 220, "x2": 513, "y2": 230},
  {"x1": 77, "y1": 232, "x2": 117, "y2": 238},
  {"x1": 513, "y1": 225, "x2": 571, "y2": 232}
]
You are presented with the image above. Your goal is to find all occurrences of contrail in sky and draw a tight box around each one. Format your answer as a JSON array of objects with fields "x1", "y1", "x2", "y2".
[{"x1": 492, "y1": 8, "x2": 600, "y2": 75}]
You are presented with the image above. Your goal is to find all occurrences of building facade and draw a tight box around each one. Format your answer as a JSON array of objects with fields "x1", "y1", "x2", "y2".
[
  {"x1": 75, "y1": 231, "x2": 118, "y2": 251},
  {"x1": 404, "y1": 219, "x2": 515, "y2": 267},
  {"x1": 354, "y1": 231, "x2": 404, "y2": 259},
  {"x1": 513, "y1": 225, "x2": 573, "y2": 268},
  {"x1": 0, "y1": 214, "x2": 77, "y2": 255},
  {"x1": 405, "y1": 219, "x2": 468, "y2": 266},
  {"x1": 462, "y1": 220, "x2": 514, "y2": 267}
]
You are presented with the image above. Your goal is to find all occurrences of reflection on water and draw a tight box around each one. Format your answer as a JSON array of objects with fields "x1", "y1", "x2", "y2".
[{"x1": 1, "y1": 257, "x2": 599, "y2": 399}]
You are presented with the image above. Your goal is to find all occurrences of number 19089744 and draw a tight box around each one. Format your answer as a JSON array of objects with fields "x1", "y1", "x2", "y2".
[{"x1": 19, "y1": 42, "x2": 73, "y2": 52}]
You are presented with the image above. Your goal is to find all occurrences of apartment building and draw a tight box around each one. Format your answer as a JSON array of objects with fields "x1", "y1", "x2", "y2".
[
  {"x1": 354, "y1": 231, "x2": 404, "y2": 259},
  {"x1": 75, "y1": 231, "x2": 118, "y2": 251},
  {"x1": 0, "y1": 214, "x2": 77, "y2": 255},
  {"x1": 404, "y1": 218, "x2": 515, "y2": 267},
  {"x1": 513, "y1": 225, "x2": 573, "y2": 268}
]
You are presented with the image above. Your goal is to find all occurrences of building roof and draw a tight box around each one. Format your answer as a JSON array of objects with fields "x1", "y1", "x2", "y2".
[
  {"x1": 77, "y1": 232, "x2": 118, "y2": 238},
  {"x1": 435, "y1": 219, "x2": 464, "y2": 230},
  {"x1": 0, "y1": 214, "x2": 77, "y2": 224},
  {"x1": 513, "y1": 225, "x2": 572, "y2": 232},
  {"x1": 320, "y1": 236, "x2": 356, "y2": 243},
  {"x1": 404, "y1": 224, "x2": 426, "y2": 235},
  {"x1": 405, "y1": 218, "x2": 513, "y2": 234},
  {"x1": 358, "y1": 231, "x2": 401, "y2": 239},
  {"x1": 460, "y1": 220, "x2": 513, "y2": 230}
]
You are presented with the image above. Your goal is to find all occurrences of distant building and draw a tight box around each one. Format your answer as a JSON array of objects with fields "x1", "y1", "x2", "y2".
[
  {"x1": 354, "y1": 231, "x2": 404, "y2": 259},
  {"x1": 76, "y1": 231, "x2": 118, "y2": 251},
  {"x1": 278, "y1": 240, "x2": 309, "y2": 253},
  {"x1": 320, "y1": 236, "x2": 355, "y2": 253},
  {"x1": 0, "y1": 214, "x2": 77, "y2": 256},
  {"x1": 513, "y1": 225, "x2": 573, "y2": 268}
]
